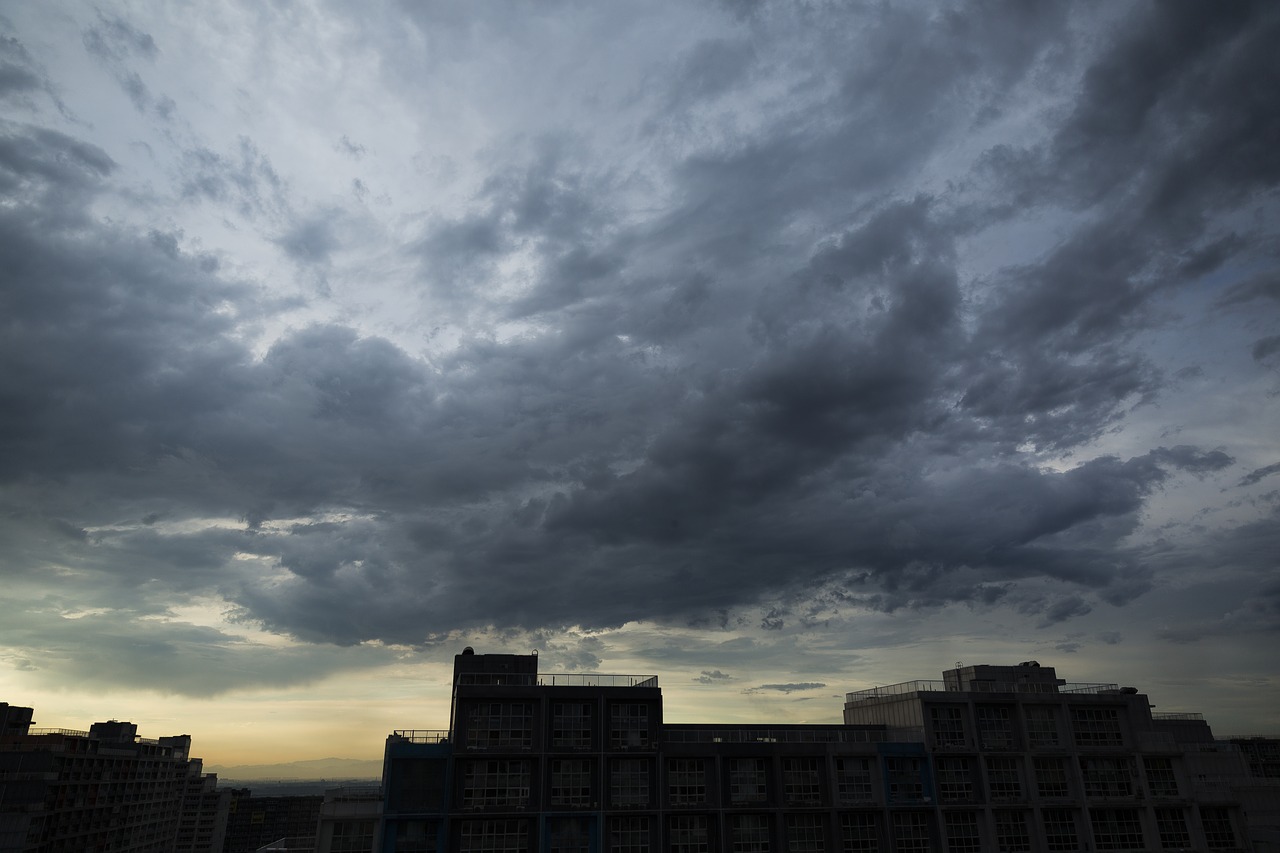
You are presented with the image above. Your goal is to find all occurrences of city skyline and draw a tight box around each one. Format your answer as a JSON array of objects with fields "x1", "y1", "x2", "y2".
[{"x1": 1, "y1": 1, "x2": 1277, "y2": 770}]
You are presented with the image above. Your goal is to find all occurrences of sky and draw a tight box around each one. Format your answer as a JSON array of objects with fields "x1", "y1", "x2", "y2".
[{"x1": 1, "y1": 1, "x2": 1277, "y2": 771}]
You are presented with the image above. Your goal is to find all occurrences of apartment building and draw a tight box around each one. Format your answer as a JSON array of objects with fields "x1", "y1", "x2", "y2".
[
  {"x1": 0, "y1": 704, "x2": 226, "y2": 853},
  {"x1": 376, "y1": 652, "x2": 1274, "y2": 852}
]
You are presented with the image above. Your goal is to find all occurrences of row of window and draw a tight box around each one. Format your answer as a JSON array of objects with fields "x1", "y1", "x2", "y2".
[
  {"x1": 929, "y1": 705, "x2": 1128, "y2": 750},
  {"x1": 466, "y1": 702, "x2": 653, "y2": 751},
  {"x1": 458, "y1": 754, "x2": 1182, "y2": 810},
  {"x1": 398, "y1": 806, "x2": 1238, "y2": 853}
]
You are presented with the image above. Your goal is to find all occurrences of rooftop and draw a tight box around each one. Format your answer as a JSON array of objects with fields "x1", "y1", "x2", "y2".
[
  {"x1": 844, "y1": 679, "x2": 1123, "y2": 702},
  {"x1": 456, "y1": 673, "x2": 658, "y2": 688}
]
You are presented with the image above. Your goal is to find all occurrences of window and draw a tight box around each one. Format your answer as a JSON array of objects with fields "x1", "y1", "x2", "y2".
[
  {"x1": 943, "y1": 811, "x2": 981, "y2": 853},
  {"x1": 936, "y1": 757, "x2": 974, "y2": 802},
  {"x1": 609, "y1": 816, "x2": 650, "y2": 853},
  {"x1": 892, "y1": 811, "x2": 931, "y2": 853},
  {"x1": 1144, "y1": 757, "x2": 1178, "y2": 797},
  {"x1": 669, "y1": 815, "x2": 709, "y2": 853},
  {"x1": 731, "y1": 814, "x2": 770, "y2": 853},
  {"x1": 1034, "y1": 757, "x2": 1070, "y2": 798},
  {"x1": 729, "y1": 759, "x2": 768, "y2": 804},
  {"x1": 549, "y1": 817, "x2": 591, "y2": 853},
  {"x1": 610, "y1": 758, "x2": 650, "y2": 808},
  {"x1": 1090, "y1": 808, "x2": 1144, "y2": 851},
  {"x1": 1200, "y1": 807, "x2": 1236, "y2": 849},
  {"x1": 1025, "y1": 706, "x2": 1060, "y2": 748},
  {"x1": 1155, "y1": 808, "x2": 1191, "y2": 849},
  {"x1": 467, "y1": 703, "x2": 534, "y2": 750},
  {"x1": 668, "y1": 759, "x2": 706, "y2": 806},
  {"x1": 609, "y1": 703, "x2": 650, "y2": 749},
  {"x1": 459, "y1": 819, "x2": 528, "y2": 853},
  {"x1": 462, "y1": 759, "x2": 531, "y2": 809},
  {"x1": 785, "y1": 813, "x2": 824, "y2": 853},
  {"x1": 1070, "y1": 707, "x2": 1123, "y2": 748},
  {"x1": 930, "y1": 705, "x2": 968, "y2": 747},
  {"x1": 782, "y1": 757, "x2": 822, "y2": 805},
  {"x1": 986, "y1": 757, "x2": 1022, "y2": 801},
  {"x1": 835, "y1": 758, "x2": 873, "y2": 803},
  {"x1": 550, "y1": 759, "x2": 592, "y2": 808},
  {"x1": 994, "y1": 811, "x2": 1030, "y2": 853},
  {"x1": 1042, "y1": 809, "x2": 1078, "y2": 852},
  {"x1": 885, "y1": 757, "x2": 924, "y2": 804},
  {"x1": 331, "y1": 820, "x2": 377, "y2": 853},
  {"x1": 552, "y1": 702, "x2": 593, "y2": 750},
  {"x1": 1081, "y1": 757, "x2": 1134, "y2": 798},
  {"x1": 840, "y1": 812, "x2": 880, "y2": 853},
  {"x1": 977, "y1": 706, "x2": 1014, "y2": 750}
]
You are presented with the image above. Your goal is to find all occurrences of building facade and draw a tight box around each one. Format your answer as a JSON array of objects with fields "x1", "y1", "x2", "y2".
[
  {"x1": 0, "y1": 704, "x2": 226, "y2": 853},
  {"x1": 377, "y1": 652, "x2": 1275, "y2": 853}
]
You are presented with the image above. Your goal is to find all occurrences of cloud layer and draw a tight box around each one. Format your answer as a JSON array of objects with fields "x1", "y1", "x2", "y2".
[{"x1": 0, "y1": 1, "x2": 1277, "y2": 711}]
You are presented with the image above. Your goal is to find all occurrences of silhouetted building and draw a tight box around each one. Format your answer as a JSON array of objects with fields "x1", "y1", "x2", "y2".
[
  {"x1": 314, "y1": 786, "x2": 381, "y2": 853},
  {"x1": 0, "y1": 706, "x2": 225, "y2": 853},
  {"x1": 376, "y1": 652, "x2": 1278, "y2": 852},
  {"x1": 174, "y1": 757, "x2": 232, "y2": 853},
  {"x1": 222, "y1": 791, "x2": 322, "y2": 853}
]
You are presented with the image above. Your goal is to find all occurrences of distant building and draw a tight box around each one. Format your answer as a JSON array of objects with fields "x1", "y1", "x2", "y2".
[
  {"x1": 375, "y1": 651, "x2": 1280, "y2": 852},
  {"x1": 222, "y1": 791, "x2": 322, "y2": 853},
  {"x1": 314, "y1": 786, "x2": 382, "y2": 853},
  {"x1": 0, "y1": 703, "x2": 227, "y2": 853}
]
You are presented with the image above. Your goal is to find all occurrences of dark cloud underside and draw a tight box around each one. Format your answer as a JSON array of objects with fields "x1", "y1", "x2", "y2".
[{"x1": 1, "y1": 1, "x2": 1277, "y2": 693}]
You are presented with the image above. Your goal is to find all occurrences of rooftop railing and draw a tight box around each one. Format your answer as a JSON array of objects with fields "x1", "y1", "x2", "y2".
[
  {"x1": 663, "y1": 726, "x2": 925, "y2": 744},
  {"x1": 1153, "y1": 712, "x2": 1205, "y2": 721},
  {"x1": 24, "y1": 728, "x2": 91, "y2": 738},
  {"x1": 845, "y1": 680, "x2": 1121, "y2": 702},
  {"x1": 390, "y1": 730, "x2": 450, "y2": 744},
  {"x1": 456, "y1": 673, "x2": 658, "y2": 688}
]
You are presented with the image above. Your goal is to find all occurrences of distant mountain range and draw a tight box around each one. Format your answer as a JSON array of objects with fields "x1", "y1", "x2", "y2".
[{"x1": 205, "y1": 757, "x2": 382, "y2": 781}]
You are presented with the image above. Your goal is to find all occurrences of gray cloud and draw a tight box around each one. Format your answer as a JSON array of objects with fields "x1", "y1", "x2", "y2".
[
  {"x1": 745, "y1": 683, "x2": 827, "y2": 695},
  {"x1": 1239, "y1": 462, "x2": 1280, "y2": 488},
  {"x1": 2, "y1": 1, "x2": 1278, "y2": 696}
]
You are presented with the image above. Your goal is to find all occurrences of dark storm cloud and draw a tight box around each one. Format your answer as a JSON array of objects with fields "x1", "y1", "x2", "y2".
[
  {"x1": 0, "y1": 33, "x2": 44, "y2": 100},
  {"x1": 1239, "y1": 462, "x2": 1280, "y2": 488},
  {"x1": 2, "y1": 2, "x2": 1278, "y2": 693}
]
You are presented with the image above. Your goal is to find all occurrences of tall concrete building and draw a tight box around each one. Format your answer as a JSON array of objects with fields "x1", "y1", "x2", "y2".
[
  {"x1": 0, "y1": 703, "x2": 227, "y2": 853},
  {"x1": 376, "y1": 652, "x2": 1278, "y2": 852}
]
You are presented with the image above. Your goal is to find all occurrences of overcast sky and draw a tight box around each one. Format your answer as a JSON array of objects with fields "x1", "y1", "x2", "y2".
[{"x1": 1, "y1": 1, "x2": 1277, "y2": 767}]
